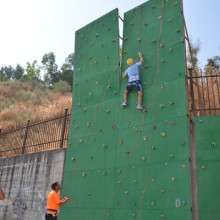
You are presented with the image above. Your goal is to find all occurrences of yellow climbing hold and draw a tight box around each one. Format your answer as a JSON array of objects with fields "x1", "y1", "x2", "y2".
[
  {"x1": 161, "y1": 133, "x2": 166, "y2": 136},
  {"x1": 143, "y1": 136, "x2": 147, "y2": 141}
]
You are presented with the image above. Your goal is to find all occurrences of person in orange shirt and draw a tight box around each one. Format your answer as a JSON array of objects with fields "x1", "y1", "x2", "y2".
[
  {"x1": 45, "y1": 181, "x2": 70, "y2": 220},
  {"x1": 0, "y1": 184, "x2": 5, "y2": 200}
]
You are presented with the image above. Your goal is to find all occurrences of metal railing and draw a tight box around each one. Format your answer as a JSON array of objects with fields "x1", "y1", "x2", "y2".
[
  {"x1": 188, "y1": 68, "x2": 220, "y2": 116},
  {"x1": 0, "y1": 108, "x2": 71, "y2": 158}
]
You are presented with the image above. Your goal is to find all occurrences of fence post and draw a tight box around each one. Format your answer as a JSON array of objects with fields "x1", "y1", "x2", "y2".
[
  {"x1": 189, "y1": 68, "x2": 195, "y2": 116},
  {"x1": 22, "y1": 120, "x2": 30, "y2": 154},
  {"x1": 60, "y1": 108, "x2": 68, "y2": 148}
]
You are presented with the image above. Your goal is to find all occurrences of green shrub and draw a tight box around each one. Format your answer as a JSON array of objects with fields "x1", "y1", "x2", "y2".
[{"x1": 53, "y1": 81, "x2": 72, "y2": 93}]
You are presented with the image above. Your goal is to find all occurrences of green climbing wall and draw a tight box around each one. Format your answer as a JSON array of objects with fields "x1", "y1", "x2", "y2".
[
  {"x1": 194, "y1": 116, "x2": 220, "y2": 220},
  {"x1": 60, "y1": 0, "x2": 192, "y2": 219}
]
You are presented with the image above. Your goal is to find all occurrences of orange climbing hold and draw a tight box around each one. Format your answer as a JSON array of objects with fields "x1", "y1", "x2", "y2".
[
  {"x1": 119, "y1": 140, "x2": 123, "y2": 145},
  {"x1": 182, "y1": 164, "x2": 186, "y2": 168},
  {"x1": 161, "y1": 133, "x2": 166, "y2": 136},
  {"x1": 94, "y1": 60, "x2": 98, "y2": 64}
]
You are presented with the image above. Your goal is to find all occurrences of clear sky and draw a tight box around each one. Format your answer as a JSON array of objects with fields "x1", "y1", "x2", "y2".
[{"x1": 0, "y1": 0, "x2": 219, "y2": 71}]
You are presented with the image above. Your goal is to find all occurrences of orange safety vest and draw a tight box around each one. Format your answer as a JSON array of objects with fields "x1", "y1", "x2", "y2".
[{"x1": 46, "y1": 190, "x2": 61, "y2": 214}]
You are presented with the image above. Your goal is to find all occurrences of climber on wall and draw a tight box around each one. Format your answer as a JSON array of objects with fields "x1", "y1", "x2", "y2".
[{"x1": 121, "y1": 52, "x2": 146, "y2": 111}]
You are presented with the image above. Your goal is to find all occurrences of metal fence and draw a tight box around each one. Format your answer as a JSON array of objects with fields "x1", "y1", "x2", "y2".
[
  {"x1": 0, "y1": 108, "x2": 71, "y2": 158},
  {"x1": 188, "y1": 68, "x2": 220, "y2": 116}
]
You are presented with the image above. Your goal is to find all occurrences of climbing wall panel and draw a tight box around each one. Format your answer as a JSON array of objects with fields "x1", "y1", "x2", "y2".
[
  {"x1": 194, "y1": 116, "x2": 220, "y2": 220},
  {"x1": 60, "y1": 0, "x2": 191, "y2": 219}
]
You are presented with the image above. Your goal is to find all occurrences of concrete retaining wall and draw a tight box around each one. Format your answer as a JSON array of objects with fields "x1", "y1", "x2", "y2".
[{"x1": 0, "y1": 148, "x2": 66, "y2": 220}]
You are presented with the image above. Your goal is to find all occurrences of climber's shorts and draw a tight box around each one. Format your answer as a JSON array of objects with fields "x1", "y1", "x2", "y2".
[{"x1": 126, "y1": 80, "x2": 142, "y2": 92}]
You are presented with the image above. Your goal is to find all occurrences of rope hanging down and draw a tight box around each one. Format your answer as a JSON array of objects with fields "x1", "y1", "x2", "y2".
[{"x1": 99, "y1": 1, "x2": 165, "y2": 218}]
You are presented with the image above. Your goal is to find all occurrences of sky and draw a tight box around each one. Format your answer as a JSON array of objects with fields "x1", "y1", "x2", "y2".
[{"x1": 0, "y1": 0, "x2": 219, "y2": 71}]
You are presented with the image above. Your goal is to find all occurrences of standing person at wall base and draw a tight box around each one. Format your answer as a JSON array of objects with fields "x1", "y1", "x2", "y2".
[
  {"x1": 45, "y1": 181, "x2": 70, "y2": 220},
  {"x1": 0, "y1": 184, "x2": 5, "y2": 200}
]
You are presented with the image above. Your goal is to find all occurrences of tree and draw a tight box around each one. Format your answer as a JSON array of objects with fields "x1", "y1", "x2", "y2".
[
  {"x1": 42, "y1": 52, "x2": 59, "y2": 85},
  {"x1": 206, "y1": 56, "x2": 220, "y2": 70},
  {"x1": 187, "y1": 39, "x2": 201, "y2": 68},
  {"x1": 12, "y1": 64, "x2": 24, "y2": 80},
  {"x1": 0, "y1": 65, "x2": 15, "y2": 80},
  {"x1": 59, "y1": 53, "x2": 74, "y2": 87}
]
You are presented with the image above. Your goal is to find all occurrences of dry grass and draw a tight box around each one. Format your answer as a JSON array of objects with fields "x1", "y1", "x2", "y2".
[{"x1": 0, "y1": 81, "x2": 72, "y2": 132}]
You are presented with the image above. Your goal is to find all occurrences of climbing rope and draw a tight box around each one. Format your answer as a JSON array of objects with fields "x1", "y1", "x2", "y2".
[
  {"x1": 137, "y1": 0, "x2": 165, "y2": 218},
  {"x1": 69, "y1": 197, "x2": 78, "y2": 220},
  {"x1": 99, "y1": 1, "x2": 165, "y2": 218}
]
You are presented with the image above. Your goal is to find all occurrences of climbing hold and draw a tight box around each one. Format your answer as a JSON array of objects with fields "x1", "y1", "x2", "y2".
[
  {"x1": 172, "y1": 177, "x2": 176, "y2": 182},
  {"x1": 160, "y1": 215, "x2": 165, "y2": 218},
  {"x1": 183, "y1": 201, "x2": 186, "y2": 205},
  {"x1": 168, "y1": 18, "x2": 172, "y2": 22},
  {"x1": 160, "y1": 104, "x2": 166, "y2": 109},
  {"x1": 199, "y1": 120, "x2": 203, "y2": 123},
  {"x1": 84, "y1": 39, "x2": 87, "y2": 42},
  {"x1": 84, "y1": 78, "x2": 87, "y2": 82},
  {"x1": 160, "y1": 43, "x2": 164, "y2": 47},
  {"x1": 107, "y1": 213, "x2": 111, "y2": 217},
  {"x1": 112, "y1": 39, "x2": 116, "y2": 42},
  {"x1": 106, "y1": 109, "x2": 110, "y2": 113},
  {"x1": 133, "y1": 179, "x2": 137, "y2": 183},
  {"x1": 152, "y1": 146, "x2": 155, "y2": 150},
  {"x1": 132, "y1": 213, "x2": 136, "y2": 217},
  {"x1": 161, "y1": 190, "x2": 165, "y2": 193},
  {"x1": 138, "y1": 38, "x2": 141, "y2": 41},
  {"x1": 106, "y1": 27, "x2": 110, "y2": 31},
  {"x1": 151, "y1": 202, "x2": 155, "y2": 206},
  {"x1": 171, "y1": 121, "x2": 175, "y2": 125},
  {"x1": 180, "y1": 142, "x2": 185, "y2": 146},
  {"x1": 145, "y1": 65, "x2": 148, "y2": 69},
  {"x1": 100, "y1": 44, "x2": 103, "y2": 47},
  {"x1": 161, "y1": 59, "x2": 165, "y2": 63},
  {"x1": 96, "y1": 82, "x2": 99, "y2": 85},
  {"x1": 103, "y1": 171, "x2": 106, "y2": 175},
  {"x1": 165, "y1": 162, "x2": 168, "y2": 166},
  {"x1": 95, "y1": 33, "x2": 99, "y2": 37},
  {"x1": 103, "y1": 144, "x2": 108, "y2": 148},
  {"x1": 144, "y1": 22, "x2": 148, "y2": 26},
  {"x1": 88, "y1": 193, "x2": 90, "y2": 196},
  {"x1": 124, "y1": 37, "x2": 128, "y2": 41},
  {"x1": 126, "y1": 150, "x2": 130, "y2": 153},
  {"x1": 152, "y1": 5, "x2": 156, "y2": 8},
  {"x1": 170, "y1": 101, "x2": 174, "y2": 106},
  {"x1": 94, "y1": 60, "x2": 98, "y2": 64},
  {"x1": 113, "y1": 17, "x2": 116, "y2": 21},
  {"x1": 89, "y1": 56, "x2": 92, "y2": 60},
  {"x1": 161, "y1": 85, "x2": 164, "y2": 89},
  {"x1": 107, "y1": 85, "x2": 110, "y2": 89},
  {"x1": 106, "y1": 56, "x2": 109, "y2": 59},
  {"x1": 119, "y1": 140, "x2": 123, "y2": 145},
  {"x1": 79, "y1": 139, "x2": 83, "y2": 143},
  {"x1": 142, "y1": 157, "x2": 146, "y2": 161},
  {"x1": 75, "y1": 125, "x2": 78, "y2": 129},
  {"x1": 178, "y1": 72, "x2": 182, "y2": 75},
  {"x1": 212, "y1": 142, "x2": 216, "y2": 147},
  {"x1": 92, "y1": 137, "x2": 95, "y2": 141},
  {"x1": 152, "y1": 178, "x2": 156, "y2": 182},
  {"x1": 202, "y1": 165, "x2": 206, "y2": 169},
  {"x1": 81, "y1": 34, "x2": 84, "y2": 38},
  {"x1": 176, "y1": 29, "x2": 181, "y2": 32},
  {"x1": 153, "y1": 125, "x2": 156, "y2": 129},
  {"x1": 112, "y1": 125, "x2": 115, "y2": 129},
  {"x1": 118, "y1": 170, "x2": 121, "y2": 174},
  {"x1": 133, "y1": 202, "x2": 136, "y2": 206},
  {"x1": 143, "y1": 81, "x2": 147, "y2": 85},
  {"x1": 87, "y1": 122, "x2": 90, "y2": 127},
  {"x1": 124, "y1": 51, "x2": 127, "y2": 54},
  {"x1": 83, "y1": 172, "x2": 86, "y2": 177},
  {"x1": 90, "y1": 155, "x2": 93, "y2": 159},
  {"x1": 173, "y1": 1, "x2": 178, "y2": 5},
  {"x1": 170, "y1": 154, "x2": 174, "y2": 158},
  {"x1": 98, "y1": 128, "x2": 102, "y2": 131},
  {"x1": 89, "y1": 92, "x2": 92, "y2": 96},
  {"x1": 158, "y1": 16, "x2": 162, "y2": 19},
  {"x1": 143, "y1": 136, "x2": 147, "y2": 141},
  {"x1": 71, "y1": 158, "x2": 75, "y2": 161},
  {"x1": 131, "y1": 22, "x2": 134, "y2": 25},
  {"x1": 74, "y1": 83, "x2": 77, "y2": 86},
  {"x1": 161, "y1": 133, "x2": 166, "y2": 136},
  {"x1": 152, "y1": 39, "x2": 156, "y2": 43},
  {"x1": 127, "y1": 121, "x2": 131, "y2": 125},
  {"x1": 90, "y1": 42, "x2": 93, "y2": 46},
  {"x1": 125, "y1": 191, "x2": 128, "y2": 194},
  {"x1": 169, "y1": 48, "x2": 172, "y2": 53},
  {"x1": 182, "y1": 164, "x2": 186, "y2": 168},
  {"x1": 116, "y1": 201, "x2": 119, "y2": 205},
  {"x1": 83, "y1": 108, "x2": 86, "y2": 111}
]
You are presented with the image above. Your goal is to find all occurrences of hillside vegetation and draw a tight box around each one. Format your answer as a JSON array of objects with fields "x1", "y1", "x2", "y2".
[{"x1": 0, "y1": 81, "x2": 72, "y2": 132}]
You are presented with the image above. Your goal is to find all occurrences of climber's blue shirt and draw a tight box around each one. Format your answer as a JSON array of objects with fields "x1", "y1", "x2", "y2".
[{"x1": 125, "y1": 61, "x2": 142, "y2": 82}]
